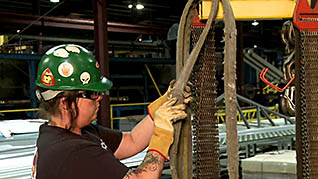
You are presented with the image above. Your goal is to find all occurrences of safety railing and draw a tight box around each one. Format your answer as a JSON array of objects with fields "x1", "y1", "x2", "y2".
[
  {"x1": 0, "y1": 103, "x2": 150, "y2": 130},
  {"x1": 110, "y1": 102, "x2": 150, "y2": 129},
  {"x1": 0, "y1": 108, "x2": 39, "y2": 120},
  {"x1": 1, "y1": 94, "x2": 294, "y2": 130},
  {"x1": 217, "y1": 105, "x2": 280, "y2": 124},
  {"x1": 0, "y1": 108, "x2": 39, "y2": 113},
  {"x1": 217, "y1": 93, "x2": 294, "y2": 129}
]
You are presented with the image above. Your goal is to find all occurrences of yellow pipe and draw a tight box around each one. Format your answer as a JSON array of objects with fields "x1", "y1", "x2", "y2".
[
  {"x1": 216, "y1": 106, "x2": 279, "y2": 123},
  {"x1": 110, "y1": 104, "x2": 114, "y2": 129},
  {"x1": 144, "y1": 64, "x2": 162, "y2": 97},
  {"x1": 110, "y1": 102, "x2": 150, "y2": 107},
  {"x1": 0, "y1": 108, "x2": 39, "y2": 113},
  {"x1": 112, "y1": 117, "x2": 128, "y2": 120}
]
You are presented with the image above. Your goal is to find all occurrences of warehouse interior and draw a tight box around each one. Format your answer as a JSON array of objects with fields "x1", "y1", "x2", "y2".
[
  {"x1": 0, "y1": 0, "x2": 308, "y2": 178},
  {"x1": 0, "y1": 0, "x2": 287, "y2": 117}
]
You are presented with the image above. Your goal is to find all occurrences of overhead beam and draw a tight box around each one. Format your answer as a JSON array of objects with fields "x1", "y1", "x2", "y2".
[
  {"x1": 0, "y1": 53, "x2": 176, "y2": 64},
  {"x1": 0, "y1": 12, "x2": 167, "y2": 34},
  {"x1": 200, "y1": 0, "x2": 296, "y2": 20},
  {"x1": 5, "y1": 34, "x2": 165, "y2": 52}
]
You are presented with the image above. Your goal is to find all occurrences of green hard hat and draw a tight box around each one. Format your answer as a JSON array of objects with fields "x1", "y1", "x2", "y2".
[{"x1": 36, "y1": 44, "x2": 112, "y2": 92}]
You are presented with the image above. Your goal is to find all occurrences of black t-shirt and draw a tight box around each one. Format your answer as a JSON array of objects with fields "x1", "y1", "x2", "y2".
[{"x1": 35, "y1": 123, "x2": 129, "y2": 179}]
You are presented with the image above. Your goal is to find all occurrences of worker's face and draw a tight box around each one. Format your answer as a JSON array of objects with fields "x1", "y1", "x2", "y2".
[{"x1": 73, "y1": 91, "x2": 103, "y2": 128}]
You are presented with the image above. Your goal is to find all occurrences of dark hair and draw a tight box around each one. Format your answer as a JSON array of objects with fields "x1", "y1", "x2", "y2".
[{"x1": 36, "y1": 88, "x2": 79, "y2": 130}]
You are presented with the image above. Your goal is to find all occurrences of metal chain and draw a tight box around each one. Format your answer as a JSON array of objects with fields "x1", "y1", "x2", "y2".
[{"x1": 281, "y1": 21, "x2": 296, "y2": 116}]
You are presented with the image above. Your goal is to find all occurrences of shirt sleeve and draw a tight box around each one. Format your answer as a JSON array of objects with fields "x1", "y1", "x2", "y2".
[
  {"x1": 96, "y1": 125, "x2": 123, "y2": 152},
  {"x1": 85, "y1": 124, "x2": 123, "y2": 153},
  {"x1": 69, "y1": 143, "x2": 129, "y2": 179}
]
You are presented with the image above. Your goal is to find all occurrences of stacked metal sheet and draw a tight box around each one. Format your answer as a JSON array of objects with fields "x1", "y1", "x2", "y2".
[{"x1": 0, "y1": 119, "x2": 41, "y2": 179}]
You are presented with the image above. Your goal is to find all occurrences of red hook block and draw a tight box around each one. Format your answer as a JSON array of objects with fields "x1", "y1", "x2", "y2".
[{"x1": 293, "y1": 0, "x2": 318, "y2": 32}]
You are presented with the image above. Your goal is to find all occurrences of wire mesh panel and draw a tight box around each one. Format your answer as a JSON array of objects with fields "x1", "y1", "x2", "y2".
[
  {"x1": 191, "y1": 25, "x2": 220, "y2": 179},
  {"x1": 297, "y1": 31, "x2": 318, "y2": 178}
]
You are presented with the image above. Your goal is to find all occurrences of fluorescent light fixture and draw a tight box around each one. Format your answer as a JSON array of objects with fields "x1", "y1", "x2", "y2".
[
  {"x1": 252, "y1": 20, "x2": 259, "y2": 26},
  {"x1": 142, "y1": 39, "x2": 153, "y2": 43},
  {"x1": 128, "y1": 4, "x2": 133, "y2": 8},
  {"x1": 136, "y1": 4, "x2": 144, "y2": 10},
  {"x1": 50, "y1": 0, "x2": 60, "y2": 3}
]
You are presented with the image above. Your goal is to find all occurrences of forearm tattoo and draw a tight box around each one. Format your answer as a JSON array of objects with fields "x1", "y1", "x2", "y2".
[{"x1": 123, "y1": 152, "x2": 164, "y2": 178}]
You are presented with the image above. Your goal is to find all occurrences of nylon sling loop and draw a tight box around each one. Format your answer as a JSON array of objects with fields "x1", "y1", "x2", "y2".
[
  {"x1": 168, "y1": 0, "x2": 219, "y2": 178},
  {"x1": 169, "y1": 0, "x2": 219, "y2": 177},
  {"x1": 222, "y1": 0, "x2": 239, "y2": 178},
  {"x1": 168, "y1": 0, "x2": 238, "y2": 178}
]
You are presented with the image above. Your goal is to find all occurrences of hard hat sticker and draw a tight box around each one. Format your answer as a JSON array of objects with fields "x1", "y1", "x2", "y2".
[
  {"x1": 41, "y1": 68, "x2": 55, "y2": 87},
  {"x1": 66, "y1": 46, "x2": 80, "y2": 53},
  {"x1": 96, "y1": 61, "x2": 100, "y2": 69},
  {"x1": 58, "y1": 62, "x2": 74, "y2": 77},
  {"x1": 80, "y1": 72, "x2": 91, "y2": 85},
  {"x1": 53, "y1": 49, "x2": 69, "y2": 58},
  {"x1": 45, "y1": 45, "x2": 64, "y2": 55}
]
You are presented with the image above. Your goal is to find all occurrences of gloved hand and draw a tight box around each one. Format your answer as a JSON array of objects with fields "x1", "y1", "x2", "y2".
[
  {"x1": 147, "y1": 80, "x2": 192, "y2": 120},
  {"x1": 148, "y1": 98, "x2": 187, "y2": 161}
]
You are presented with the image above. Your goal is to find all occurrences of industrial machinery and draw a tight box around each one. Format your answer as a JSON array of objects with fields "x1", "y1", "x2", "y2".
[
  {"x1": 293, "y1": 0, "x2": 318, "y2": 178},
  {"x1": 1, "y1": 0, "x2": 318, "y2": 179},
  {"x1": 259, "y1": 0, "x2": 318, "y2": 178},
  {"x1": 169, "y1": 0, "x2": 236, "y2": 178},
  {"x1": 170, "y1": 0, "x2": 318, "y2": 179}
]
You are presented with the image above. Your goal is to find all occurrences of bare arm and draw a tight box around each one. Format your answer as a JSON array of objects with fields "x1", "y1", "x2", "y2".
[
  {"x1": 115, "y1": 82, "x2": 179, "y2": 160},
  {"x1": 118, "y1": 98, "x2": 188, "y2": 179},
  {"x1": 114, "y1": 115, "x2": 154, "y2": 160},
  {"x1": 123, "y1": 151, "x2": 164, "y2": 179}
]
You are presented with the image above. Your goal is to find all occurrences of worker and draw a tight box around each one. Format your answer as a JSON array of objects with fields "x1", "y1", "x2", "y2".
[{"x1": 31, "y1": 44, "x2": 191, "y2": 179}]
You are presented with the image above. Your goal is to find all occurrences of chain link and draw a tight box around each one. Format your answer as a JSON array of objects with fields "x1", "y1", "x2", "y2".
[{"x1": 281, "y1": 21, "x2": 296, "y2": 116}]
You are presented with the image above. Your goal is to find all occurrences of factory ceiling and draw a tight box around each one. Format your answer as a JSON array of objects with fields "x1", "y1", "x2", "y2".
[
  {"x1": 0, "y1": 0, "x2": 187, "y2": 47},
  {"x1": 0, "y1": 0, "x2": 288, "y2": 53}
]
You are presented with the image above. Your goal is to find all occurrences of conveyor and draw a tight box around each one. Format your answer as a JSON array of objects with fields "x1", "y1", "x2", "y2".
[{"x1": 219, "y1": 124, "x2": 295, "y2": 157}]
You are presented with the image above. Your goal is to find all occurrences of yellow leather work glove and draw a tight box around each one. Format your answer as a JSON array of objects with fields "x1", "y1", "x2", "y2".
[
  {"x1": 148, "y1": 98, "x2": 187, "y2": 161},
  {"x1": 147, "y1": 80, "x2": 192, "y2": 120}
]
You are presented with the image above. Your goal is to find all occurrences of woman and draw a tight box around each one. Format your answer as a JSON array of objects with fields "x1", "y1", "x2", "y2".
[{"x1": 32, "y1": 44, "x2": 189, "y2": 179}]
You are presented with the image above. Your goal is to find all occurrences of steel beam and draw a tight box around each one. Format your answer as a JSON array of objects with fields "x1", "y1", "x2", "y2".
[
  {"x1": 200, "y1": 0, "x2": 296, "y2": 20},
  {"x1": 0, "y1": 12, "x2": 167, "y2": 34},
  {"x1": 93, "y1": 0, "x2": 111, "y2": 128},
  {"x1": 28, "y1": 61, "x2": 37, "y2": 118},
  {"x1": 0, "y1": 54, "x2": 176, "y2": 64}
]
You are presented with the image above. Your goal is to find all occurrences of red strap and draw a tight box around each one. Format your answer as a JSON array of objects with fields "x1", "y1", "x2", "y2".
[
  {"x1": 147, "y1": 106, "x2": 154, "y2": 121},
  {"x1": 148, "y1": 149, "x2": 169, "y2": 161}
]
